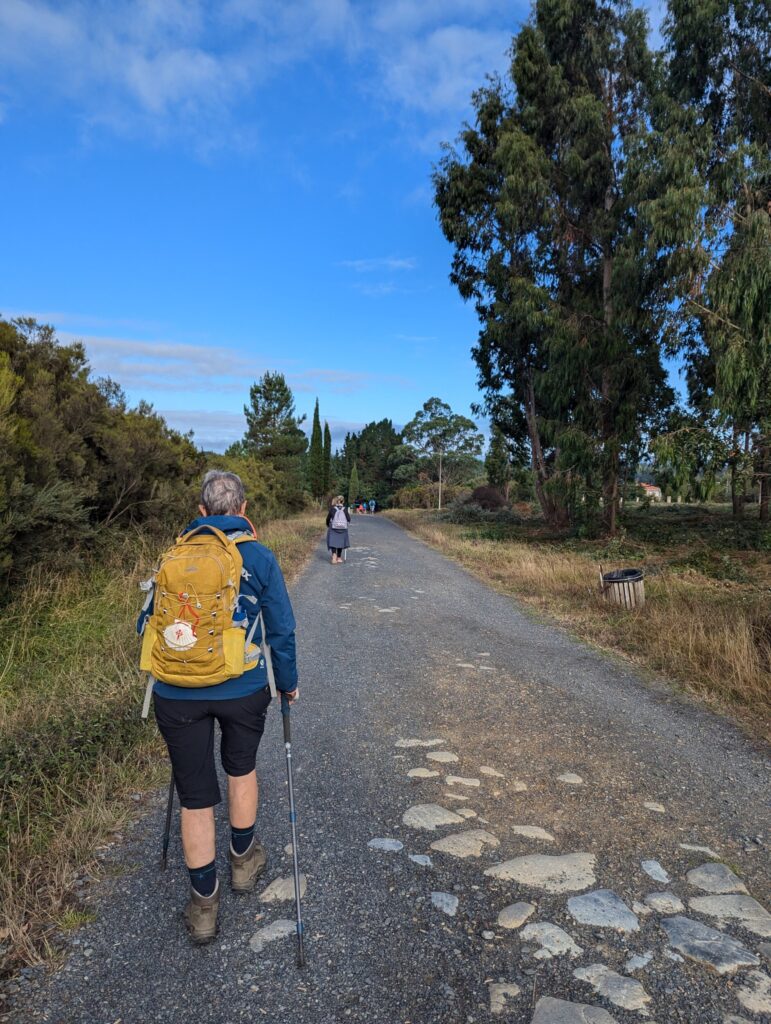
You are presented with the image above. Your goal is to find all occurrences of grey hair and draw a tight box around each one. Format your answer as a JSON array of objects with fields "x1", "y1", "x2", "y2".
[{"x1": 200, "y1": 470, "x2": 246, "y2": 516}]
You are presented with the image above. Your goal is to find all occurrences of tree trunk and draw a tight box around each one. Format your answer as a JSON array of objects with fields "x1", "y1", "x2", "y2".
[
  {"x1": 438, "y1": 448, "x2": 443, "y2": 510},
  {"x1": 523, "y1": 372, "x2": 569, "y2": 527},
  {"x1": 731, "y1": 424, "x2": 743, "y2": 518},
  {"x1": 757, "y1": 433, "x2": 769, "y2": 523}
]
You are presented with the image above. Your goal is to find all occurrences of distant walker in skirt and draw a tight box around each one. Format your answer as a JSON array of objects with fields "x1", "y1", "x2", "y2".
[{"x1": 326, "y1": 496, "x2": 351, "y2": 564}]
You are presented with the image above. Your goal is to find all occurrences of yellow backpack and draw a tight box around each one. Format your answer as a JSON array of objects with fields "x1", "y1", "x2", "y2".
[{"x1": 139, "y1": 526, "x2": 260, "y2": 687}]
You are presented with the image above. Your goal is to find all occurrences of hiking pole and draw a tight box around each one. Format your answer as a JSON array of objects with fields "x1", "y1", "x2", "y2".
[
  {"x1": 259, "y1": 612, "x2": 305, "y2": 967},
  {"x1": 281, "y1": 694, "x2": 306, "y2": 968},
  {"x1": 161, "y1": 770, "x2": 175, "y2": 869}
]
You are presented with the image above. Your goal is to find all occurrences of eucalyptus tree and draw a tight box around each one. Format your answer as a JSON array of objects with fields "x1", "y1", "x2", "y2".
[
  {"x1": 643, "y1": 0, "x2": 770, "y2": 518},
  {"x1": 435, "y1": 0, "x2": 674, "y2": 533},
  {"x1": 403, "y1": 398, "x2": 484, "y2": 509}
]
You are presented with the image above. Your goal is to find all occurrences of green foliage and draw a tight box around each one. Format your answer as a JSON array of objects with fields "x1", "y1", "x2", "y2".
[
  {"x1": 434, "y1": 0, "x2": 675, "y2": 534},
  {"x1": 641, "y1": 0, "x2": 770, "y2": 520},
  {"x1": 0, "y1": 318, "x2": 203, "y2": 594},
  {"x1": 237, "y1": 371, "x2": 308, "y2": 510},
  {"x1": 322, "y1": 421, "x2": 332, "y2": 496},
  {"x1": 485, "y1": 424, "x2": 515, "y2": 496},
  {"x1": 308, "y1": 399, "x2": 324, "y2": 500},
  {"x1": 334, "y1": 419, "x2": 404, "y2": 505},
  {"x1": 403, "y1": 397, "x2": 484, "y2": 508},
  {"x1": 348, "y1": 462, "x2": 360, "y2": 504}
]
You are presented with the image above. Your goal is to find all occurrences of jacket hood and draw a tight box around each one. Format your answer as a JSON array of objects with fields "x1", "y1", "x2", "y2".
[{"x1": 183, "y1": 515, "x2": 255, "y2": 536}]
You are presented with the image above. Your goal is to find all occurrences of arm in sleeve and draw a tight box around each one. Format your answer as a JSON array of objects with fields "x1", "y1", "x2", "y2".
[
  {"x1": 260, "y1": 556, "x2": 298, "y2": 692},
  {"x1": 136, "y1": 591, "x2": 154, "y2": 635},
  {"x1": 325, "y1": 509, "x2": 333, "y2": 526},
  {"x1": 345, "y1": 509, "x2": 351, "y2": 522}
]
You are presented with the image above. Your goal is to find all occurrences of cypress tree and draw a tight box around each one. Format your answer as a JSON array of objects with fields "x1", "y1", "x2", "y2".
[
  {"x1": 308, "y1": 398, "x2": 323, "y2": 499},
  {"x1": 322, "y1": 421, "x2": 331, "y2": 496},
  {"x1": 348, "y1": 463, "x2": 360, "y2": 505}
]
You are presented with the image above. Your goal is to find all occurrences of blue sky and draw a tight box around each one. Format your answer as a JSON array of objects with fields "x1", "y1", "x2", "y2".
[{"x1": 0, "y1": 0, "x2": 668, "y2": 452}]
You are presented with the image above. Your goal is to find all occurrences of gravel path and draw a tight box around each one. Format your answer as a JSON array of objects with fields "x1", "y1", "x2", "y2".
[{"x1": 9, "y1": 515, "x2": 771, "y2": 1024}]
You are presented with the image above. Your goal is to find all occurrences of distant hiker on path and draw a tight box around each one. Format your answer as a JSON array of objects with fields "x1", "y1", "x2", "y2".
[
  {"x1": 368, "y1": 499, "x2": 376, "y2": 514},
  {"x1": 137, "y1": 470, "x2": 298, "y2": 944},
  {"x1": 326, "y1": 495, "x2": 350, "y2": 564}
]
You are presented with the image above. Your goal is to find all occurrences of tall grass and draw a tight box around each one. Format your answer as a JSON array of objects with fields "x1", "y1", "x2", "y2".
[
  {"x1": 387, "y1": 510, "x2": 771, "y2": 734},
  {"x1": 0, "y1": 514, "x2": 321, "y2": 975}
]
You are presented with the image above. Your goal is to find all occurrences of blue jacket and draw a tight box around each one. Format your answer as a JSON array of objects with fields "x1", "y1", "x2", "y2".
[{"x1": 137, "y1": 515, "x2": 298, "y2": 701}]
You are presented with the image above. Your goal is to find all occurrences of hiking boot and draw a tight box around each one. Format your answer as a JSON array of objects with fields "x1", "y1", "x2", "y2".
[
  {"x1": 183, "y1": 881, "x2": 220, "y2": 945},
  {"x1": 230, "y1": 838, "x2": 267, "y2": 893}
]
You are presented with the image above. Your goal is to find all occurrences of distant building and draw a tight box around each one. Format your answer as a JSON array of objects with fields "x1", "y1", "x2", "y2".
[{"x1": 638, "y1": 482, "x2": 662, "y2": 501}]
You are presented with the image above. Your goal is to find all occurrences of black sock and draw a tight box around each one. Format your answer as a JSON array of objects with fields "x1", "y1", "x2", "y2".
[
  {"x1": 231, "y1": 823, "x2": 255, "y2": 855},
  {"x1": 189, "y1": 859, "x2": 216, "y2": 897}
]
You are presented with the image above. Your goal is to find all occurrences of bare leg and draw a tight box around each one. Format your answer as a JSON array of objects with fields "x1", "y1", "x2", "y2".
[
  {"x1": 228, "y1": 770, "x2": 258, "y2": 829},
  {"x1": 180, "y1": 807, "x2": 215, "y2": 868}
]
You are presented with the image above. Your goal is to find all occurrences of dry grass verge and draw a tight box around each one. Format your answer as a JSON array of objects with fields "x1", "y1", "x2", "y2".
[
  {"x1": 0, "y1": 513, "x2": 321, "y2": 976},
  {"x1": 386, "y1": 508, "x2": 770, "y2": 739}
]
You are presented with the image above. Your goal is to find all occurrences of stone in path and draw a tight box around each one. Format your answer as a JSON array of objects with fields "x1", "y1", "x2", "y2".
[
  {"x1": 573, "y1": 964, "x2": 651, "y2": 1013},
  {"x1": 409, "y1": 854, "x2": 432, "y2": 867},
  {"x1": 431, "y1": 892, "x2": 459, "y2": 917},
  {"x1": 511, "y1": 780, "x2": 529, "y2": 792},
  {"x1": 430, "y1": 829, "x2": 500, "y2": 859},
  {"x1": 457, "y1": 807, "x2": 477, "y2": 819},
  {"x1": 641, "y1": 860, "x2": 670, "y2": 884},
  {"x1": 643, "y1": 802, "x2": 665, "y2": 813},
  {"x1": 260, "y1": 874, "x2": 307, "y2": 902},
  {"x1": 396, "y1": 738, "x2": 444, "y2": 748},
  {"x1": 456, "y1": 662, "x2": 476, "y2": 668},
  {"x1": 644, "y1": 892, "x2": 685, "y2": 914},
  {"x1": 498, "y1": 902, "x2": 535, "y2": 930},
  {"x1": 625, "y1": 952, "x2": 653, "y2": 972},
  {"x1": 368, "y1": 838, "x2": 404, "y2": 853},
  {"x1": 680, "y1": 843, "x2": 720, "y2": 858},
  {"x1": 402, "y1": 804, "x2": 464, "y2": 830},
  {"x1": 444, "y1": 792, "x2": 469, "y2": 802},
  {"x1": 660, "y1": 915, "x2": 760, "y2": 974},
  {"x1": 511, "y1": 825, "x2": 555, "y2": 842},
  {"x1": 249, "y1": 919, "x2": 296, "y2": 953},
  {"x1": 724, "y1": 1016, "x2": 753, "y2": 1024},
  {"x1": 531, "y1": 996, "x2": 617, "y2": 1023},
  {"x1": 557, "y1": 772, "x2": 584, "y2": 785},
  {"x1": 426, "y1": 751, "x2": 459, "y2": 763},
  {"x1": 522, "y1": 922, "x2": 582, "y2": 959},
  {"x1": 489, "y1": 983, "x2": 521, "y2": 1016},
  {"x1": 686, "y1": 862, "x2": 748, "y2": 894},
  {"x1": 445, "y1": 775, "x2": 480, "y2": 787},
  {"x1": 689, "y1": 895, "x2": 771, "y2": 938},
  {"x1": 485, "y1": 853, "x2": 596, "y2": 893},
  {"x1": 567, "y1": 890, "x2": 640, "y2": 932},
  {"x1": 632, "y1": 901, "x2": 653, "y2": 917},
  {"x1": 736, "y1": 970, "x2": 771, "y2": 1014},
  {"x1": 480, "y1": 766, "x2": 504, "y2": 777},
  {"x1": 479, "y1": 665, "x2": 496, "y2": 672},
  {"x1": 408, "y1": 767, "x2": 440, "y2": 779}
]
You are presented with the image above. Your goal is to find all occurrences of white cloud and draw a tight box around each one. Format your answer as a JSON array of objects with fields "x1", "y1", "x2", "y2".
[
  {"x1": 0, "y1": 0, "x2": 525, "y2": 150},
  {"x1": 339, "y1": 256, "x2": 417, "y2": 273},
  {"x1": 159, "y1": 408, "x2": 246, "y2": 451}
]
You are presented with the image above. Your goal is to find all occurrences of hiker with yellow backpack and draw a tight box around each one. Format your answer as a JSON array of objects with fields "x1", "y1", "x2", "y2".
[{"x1": 137, "y1": 470, "x2": 299, "y2": 945}]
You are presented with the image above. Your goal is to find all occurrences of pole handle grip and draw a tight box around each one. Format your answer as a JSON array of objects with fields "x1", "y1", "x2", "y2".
[{"x1": 281, "y1": 694, "x2": 291, "y2": 743}]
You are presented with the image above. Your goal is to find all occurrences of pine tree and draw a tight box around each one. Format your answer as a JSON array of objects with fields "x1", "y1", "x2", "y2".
[
  {"x1": 241, "y1": 371, "x2": 307, "y2": 508},
  {"x1": 348, "y1": 463, "x2": 360, "y2": 505},
  {"x1": 322, "y1": 421, "x2": 331, "y2": 496},
  {"x1": 308, "y1": 399, "x2": 323, "y2": 499}
]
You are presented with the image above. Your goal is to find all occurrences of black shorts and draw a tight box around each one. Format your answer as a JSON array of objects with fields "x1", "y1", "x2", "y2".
[{"x1": 153, "y1": 689, "x2": 272, "y2": 809}]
